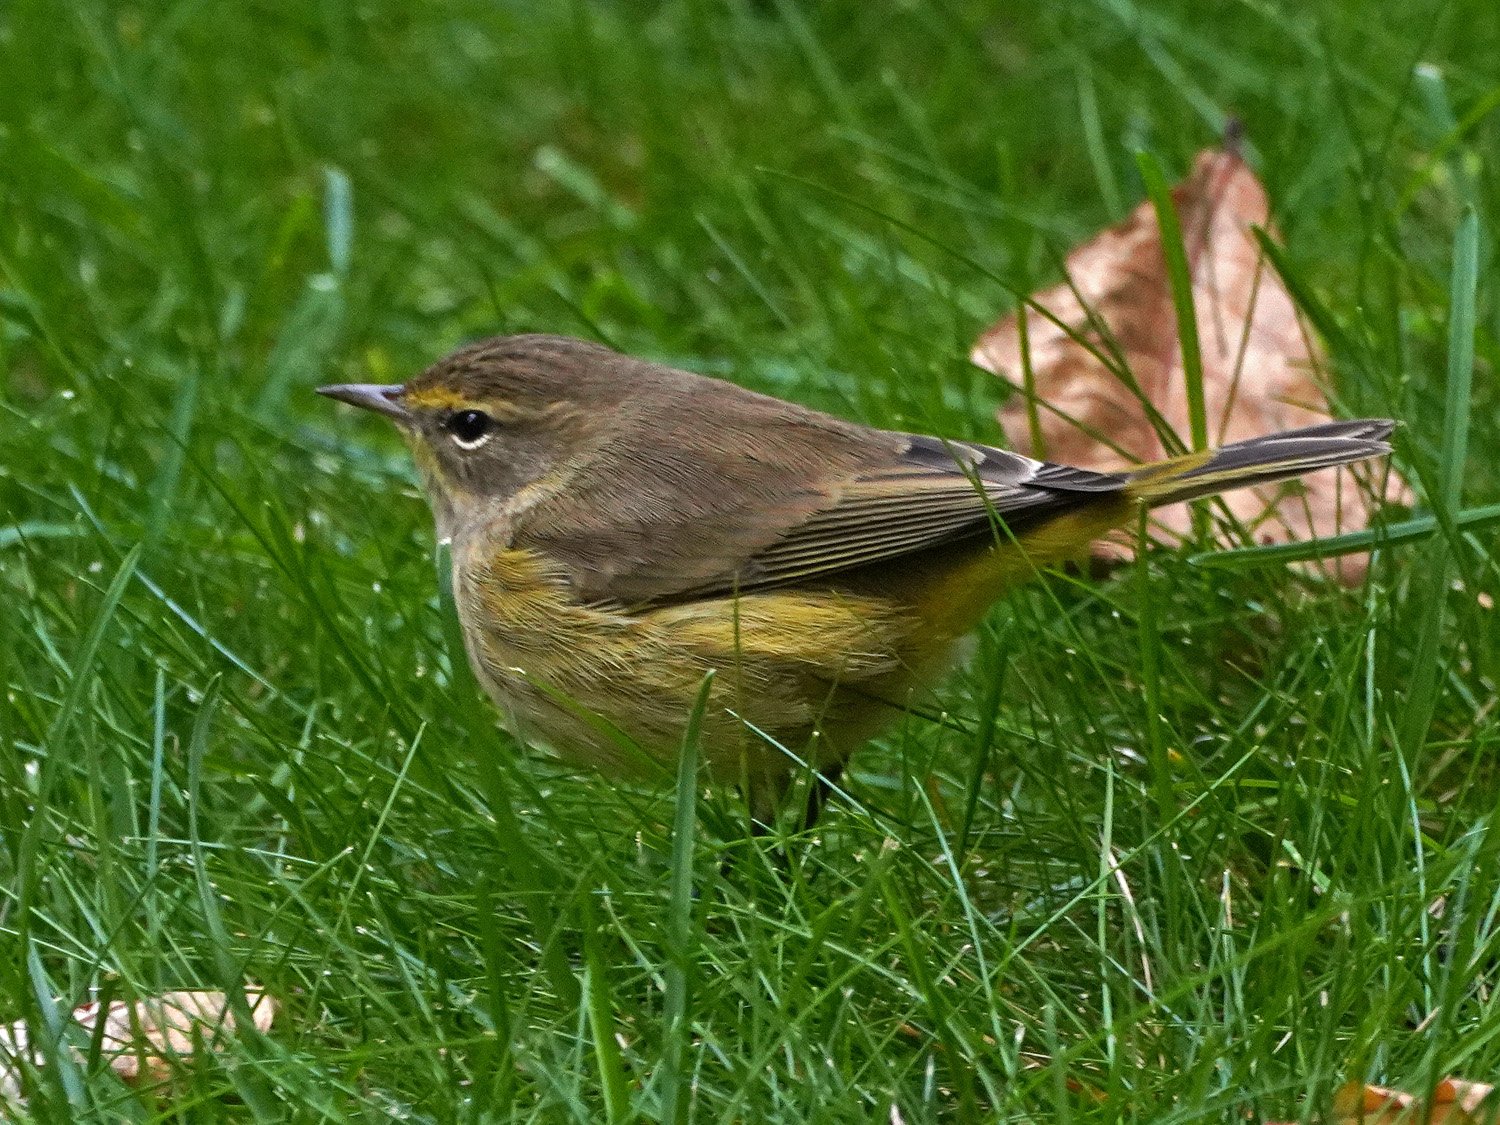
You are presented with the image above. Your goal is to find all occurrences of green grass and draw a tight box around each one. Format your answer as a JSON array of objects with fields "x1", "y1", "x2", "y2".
[{"x1": 3, "y1": 0, "x2": 1499, "y2": 1119}]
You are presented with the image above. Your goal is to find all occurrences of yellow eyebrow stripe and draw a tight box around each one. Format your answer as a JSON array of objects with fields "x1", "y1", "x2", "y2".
[{"x1": 402, "y1": 387, "x2": 470, "y2": 411}]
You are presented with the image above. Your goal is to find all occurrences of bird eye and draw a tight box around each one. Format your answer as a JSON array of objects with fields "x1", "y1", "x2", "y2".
[{"x1": 445, "y1": 409, "x2": 493, "y2": 449}]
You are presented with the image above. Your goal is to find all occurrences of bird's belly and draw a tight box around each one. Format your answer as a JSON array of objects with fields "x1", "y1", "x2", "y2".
[{"x1": 452, "y1": 545, "x2": 938, "y2": 784}]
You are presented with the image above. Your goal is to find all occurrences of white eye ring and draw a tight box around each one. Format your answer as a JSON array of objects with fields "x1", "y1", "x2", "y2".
[
  {"x1": 451, "y1": 429, "x2": 492, "y2": 451},
  {"x1": 445, "y1": 409, "x2": 493, "y2": 450}
]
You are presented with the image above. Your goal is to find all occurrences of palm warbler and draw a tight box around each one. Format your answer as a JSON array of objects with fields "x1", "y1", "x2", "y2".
[{"x1": 319, "y1": 334, "x2": 1393, "y2": 825}]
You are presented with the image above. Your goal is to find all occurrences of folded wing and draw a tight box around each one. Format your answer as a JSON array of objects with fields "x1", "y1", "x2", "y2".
[{"x1": 656, "y1": 433, "x2": 1127, "y2": 602}]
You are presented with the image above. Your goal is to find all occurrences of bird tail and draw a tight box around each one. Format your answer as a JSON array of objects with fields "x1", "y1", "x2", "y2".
[{"x1": 1123, "y1": 419, "x2": 1396, "y2": 508}]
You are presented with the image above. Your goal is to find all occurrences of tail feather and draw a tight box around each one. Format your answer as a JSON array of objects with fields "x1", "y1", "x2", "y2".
[{"x1": 1124, "y1": 419, "x2": 1396, "y2": 508}]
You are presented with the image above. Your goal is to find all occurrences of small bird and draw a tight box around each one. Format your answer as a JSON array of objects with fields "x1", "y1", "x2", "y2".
[{"x1": 319, "y1": 335, "x2": 1394, "y2": 828}]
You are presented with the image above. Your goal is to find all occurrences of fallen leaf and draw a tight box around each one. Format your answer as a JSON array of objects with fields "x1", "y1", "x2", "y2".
[
  {"x1": 971, "y1": 142, "x2": 1409, "y2": 584},
  {"x1": 1265, "y1": 1077, "x2": 1500, "y2": 1124},
  {"x1": 0, "y1": 986, "x2": 275, "y2": 1106},
  {"x1": 1329, "y1": 1078, "x2": 1500, "y2": 1124}
]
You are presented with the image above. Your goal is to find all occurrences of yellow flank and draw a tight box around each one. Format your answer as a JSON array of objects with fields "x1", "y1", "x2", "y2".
[
  {"x1": 454, "y1": 540, "x2": 918, "y2": 784},
  {"x1": 450, "y1": 496, "x2": 1138, "y2": 801},
  {"x1": 865, "y1": 498, "x2": 1133, "y2": 638}
]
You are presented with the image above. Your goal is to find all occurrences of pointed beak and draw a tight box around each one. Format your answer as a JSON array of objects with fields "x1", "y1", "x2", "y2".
[{"x1": 316, "y1": 383, "x2": 409, "y2": 422}]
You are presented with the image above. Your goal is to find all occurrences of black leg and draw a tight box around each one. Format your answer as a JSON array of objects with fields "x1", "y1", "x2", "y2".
[
  {"x1": 717, "y1": 778, "x2": 785, "y2": 879},
  {"x1": 746, "y1": 776, "x2": 784, "y2": 838},
  {"x1": 801, "y1": 762, "x2": 845, "y2": 832}
]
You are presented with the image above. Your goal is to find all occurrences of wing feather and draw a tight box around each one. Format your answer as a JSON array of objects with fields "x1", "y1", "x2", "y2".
[{"x1": 666, "y1": 435, "x2": 1127, "y2": 601}]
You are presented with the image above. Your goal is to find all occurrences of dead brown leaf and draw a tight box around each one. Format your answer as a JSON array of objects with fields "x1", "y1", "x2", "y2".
[
  {"x1": 971, "y1": 144, "x2": 1409, "y2": 584},
  {"x1": 1264, "y1": 1077, "x2": 1500, "y2": 1124},
  {"x1": 1328, "y1": 1078, "x2": 1500, "y2": 1124},
  {"x1": 1, "y1": 987, "x2": 274, "y2": 1105}
]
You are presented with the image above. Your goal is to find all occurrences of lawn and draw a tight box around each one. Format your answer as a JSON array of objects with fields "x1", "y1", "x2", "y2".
[{"x1": 3, "y1": 0, "x2": 1499, "y2": 1120}]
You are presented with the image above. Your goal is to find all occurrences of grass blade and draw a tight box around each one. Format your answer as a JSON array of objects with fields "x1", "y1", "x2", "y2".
[
  {"x1": 579, "y1": 892, "x2": 631, "y2": 1123},
  {"x1": 658, "y1": 672, "x2": 712, "y2": 1125},
  {"x1": 1136, "y1": 149, "x2": 1207, "y2": 451},
  {"x1": 1190, "y1": 501, "x2": 1500, "y2": 569},
  {"x1": 1398, "y1": 205, "x2": 1478, "y2": 761}
]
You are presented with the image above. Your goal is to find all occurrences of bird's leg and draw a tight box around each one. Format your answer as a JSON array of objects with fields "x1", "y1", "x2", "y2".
[
  {"x1": 801, "y1": 762, "x2": 845, "y2": 833},
  {"x1": 725, "y1": 765, "x2": 843, "y2": 880},
  {"x1": 746, "y1": 776, "x2": 784, "y2": 839}
]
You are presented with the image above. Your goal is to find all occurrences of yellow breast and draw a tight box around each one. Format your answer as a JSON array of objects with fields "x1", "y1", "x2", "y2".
[{"x1": 451, "y1": 542, "x2": 925, "y2": 783}]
